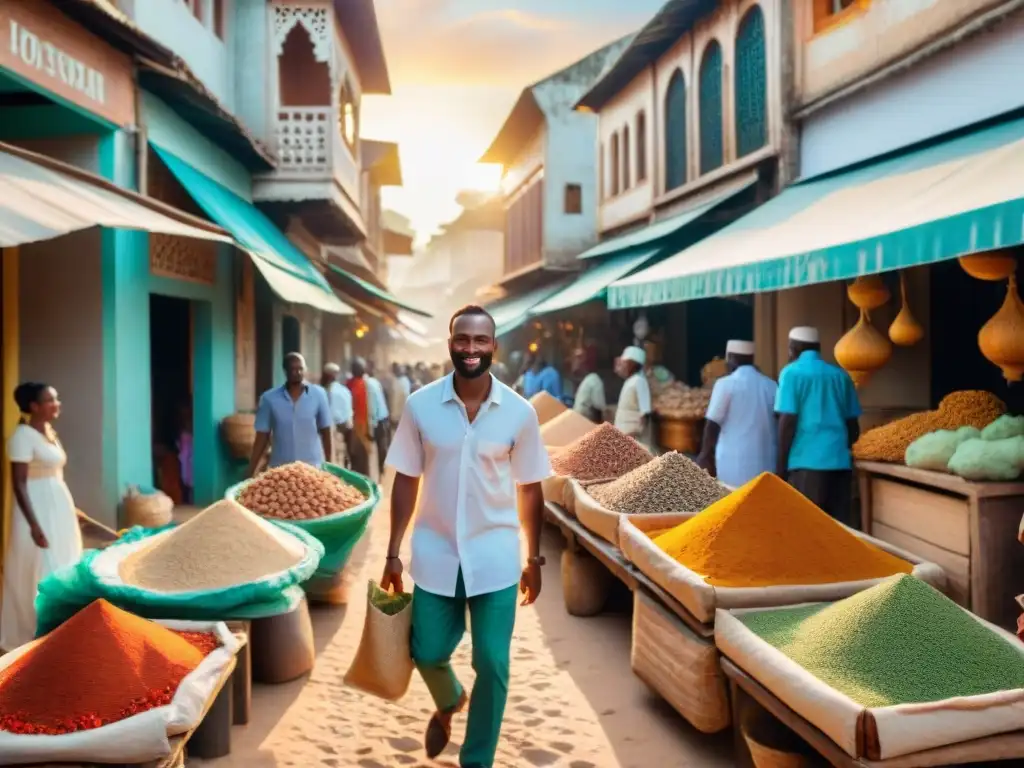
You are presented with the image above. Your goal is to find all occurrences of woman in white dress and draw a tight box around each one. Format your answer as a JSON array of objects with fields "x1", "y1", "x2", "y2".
[{"x1": 0, "y1": 383, "x2": 82, "y2": 651}]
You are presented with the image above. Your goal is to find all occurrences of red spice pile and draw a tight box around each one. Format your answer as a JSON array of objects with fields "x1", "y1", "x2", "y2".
[
  {"x1": 0, "y1": 600, "x2": 206, "y2": 735},
  {"x1": 173, "y1": 630, "x2": 222, "y2": 657}
]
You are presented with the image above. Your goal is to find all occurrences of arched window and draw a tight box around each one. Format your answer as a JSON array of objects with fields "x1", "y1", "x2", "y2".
[
  {"x1": 610, "y1": 133, "x2": 620, "y2": 196},
  {"x1": 735, "y1": 6, "x2": 767, "y2": 158},
  {"x1": 664, "y1": 69, "x2": 687, "y2": 192},
  {"x1": 636, "y1": 110, "x2": 647, "y2": 182},
  {"x1": 699, "y1": 40, "x2": 724, "y2": 174},
  {"x1": 622, "y1": 124, "x2": 631, "y2": 190}
]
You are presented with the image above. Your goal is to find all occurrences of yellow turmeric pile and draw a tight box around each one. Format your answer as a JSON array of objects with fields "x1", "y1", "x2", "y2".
[
  {"x1": 853, "y1": 391, "x2": 1005, "y2": 463},
  {"x1": 652, "y1": 473, "x2": 913, "y2": 587}
]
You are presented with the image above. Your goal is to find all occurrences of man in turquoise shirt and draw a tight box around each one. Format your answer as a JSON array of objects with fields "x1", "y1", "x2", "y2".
[{"x1": 775, "y1": 326, "x2": 862, "y2": 525}]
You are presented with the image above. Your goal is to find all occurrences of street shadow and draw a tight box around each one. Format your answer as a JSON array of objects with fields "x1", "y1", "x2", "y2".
[{"x1": 530, "y1": 524, "x2": 735, "y2": 767}]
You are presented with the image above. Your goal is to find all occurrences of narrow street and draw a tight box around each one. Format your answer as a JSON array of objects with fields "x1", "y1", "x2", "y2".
[{"x1": 191, "y1": 485, "x2": 733, "y2": 768}]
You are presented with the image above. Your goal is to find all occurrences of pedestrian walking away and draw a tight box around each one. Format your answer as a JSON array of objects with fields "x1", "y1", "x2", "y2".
[
  {"x1": 365, "y1": 359, "x2": 392, "y2": 477},
  {"x1": 247, "y1": 353, "x2": 333, "y2": 478},
  {"x1": 775, "y1": 327, "x2": 862, "y2": 526},
  {"x1": 322, "y1": 362, "x2": 354, "y2": 468},
  {"x1": 346, "y1": 358, "x2": 373, "y2": 477},
  {"x1": 614, "y1": 345, "x2": 653, "y2": 450},
  {"x1": 697, "y1": 340, "x2": 778, "y2": 488},
  {"x1": 382, "y1": 304, "x2": 552, "y2": 768}
]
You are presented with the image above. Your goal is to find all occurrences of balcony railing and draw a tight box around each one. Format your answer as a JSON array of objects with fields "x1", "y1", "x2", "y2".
[{"x1": 275, "y1": 107, "x2": 332, "y2": 173}]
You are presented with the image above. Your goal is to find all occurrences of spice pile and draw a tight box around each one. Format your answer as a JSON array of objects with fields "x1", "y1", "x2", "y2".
[
  {"x1": 0, "y1": 600, "x2": 206, "y2": 735},
  {"x1": 529, "y1": 391, "x2": 567, "y2": 426},
  {"x1": 238, "y1": 462, "x2": 366, "y2": 520},
  {"x1": 587, "y1": 452, "x2": 727, "y2": 514},
  {"x1": 653, "y1": 473, "x2": 912, "y2": 587},
  {"x1": 174, "y1": 630, "x2": 222, "y2": 656},
  {"x1": 540, "y1": 409, "x2": 596, "y2": 448},
  {"x1": 853, "y1": 390, "x2": 1005, "y2": 463},
  {"x1": 740, "y1": 575, "x2": 1024, "y2": 707},
  {"x1": 119, "y1": 499, "x2": 303, "y2": 592},
  {"x1": 550, "y1": 422, "x2": 653, "y2": 481},
  {"x1": 654, "y1": 382, "x2": 712, "y2": 420}
]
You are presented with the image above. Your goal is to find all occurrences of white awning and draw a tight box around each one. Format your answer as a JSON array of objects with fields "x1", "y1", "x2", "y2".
[
  {"x1": 250, "y1": 255, "x2": 354, "y2": 315},
  {"x1": 0, "y1": 141, "x2": 231, "y2": 248}
]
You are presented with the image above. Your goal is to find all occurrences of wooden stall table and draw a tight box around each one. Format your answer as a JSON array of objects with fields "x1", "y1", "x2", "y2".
[
  {"x1": 723, "y1": 658, "x2": 1024, "y2": 768},
  {"x1": 544, "y1": 501, "x2": 713, "y2": 638},
  {"x1": 857, "y1": 461, "x2": 1024, "y2": 629},
  {"x1": 15, "y1": 653, "x2": 238, "y2": 768}
]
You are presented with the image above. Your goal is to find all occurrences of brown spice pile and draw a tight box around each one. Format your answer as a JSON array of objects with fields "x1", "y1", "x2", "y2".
[
  {"x1": 550, "y1": 422, "x2": 652, "y2": 481},
  {"x1": 238, "y1": 462, "x2": 366, "y2": 520},
  {"x1": 540, "y1": 409, "x2": 596, "y2": 448},
  {"x1": 529, "y1": 391, "x2": 567, "y2": 426},
  {"x1": 853, "y1": 391, "x2": 1005, "y2": 463},
  {"x1": 119, "y1": 500, "x2": 303, "y2": 592},
  {"x1": 588, "y1": 452, "x2": 727, "y2": 514}
]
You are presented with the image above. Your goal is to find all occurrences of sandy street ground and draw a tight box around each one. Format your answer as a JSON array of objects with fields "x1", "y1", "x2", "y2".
[{"x1": 190, "y1": 483, "x2": 733, "y2": 768}]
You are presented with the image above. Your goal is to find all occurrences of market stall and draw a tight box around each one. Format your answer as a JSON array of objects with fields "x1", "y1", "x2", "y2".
[
  {"x1": 543, "y1": 421, "x2": 946, "y2": 738},
  {"x1": 717, "y1": 574, "x2": 1024, "y2": 766},
  {"x1": 857, "y1": 461, "x2": 1024, "y2": 629},
  {"x1": 853, "y1": 398, "x2": 1024, "y2": 629}
]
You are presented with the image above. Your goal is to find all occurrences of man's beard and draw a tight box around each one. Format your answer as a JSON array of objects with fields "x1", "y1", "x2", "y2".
[{"x1": 449, "y1": 348, "x2": 493, "y2": 379}]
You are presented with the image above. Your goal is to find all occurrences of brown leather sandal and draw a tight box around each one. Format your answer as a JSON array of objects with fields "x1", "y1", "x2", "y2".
[{"x1": 424, "y1": 690, "x2": 469, "y2": 758}]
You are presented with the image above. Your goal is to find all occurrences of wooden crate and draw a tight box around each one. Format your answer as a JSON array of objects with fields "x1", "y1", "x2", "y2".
[{"x1": 857, "y1": 461, "x2": 1024, "y2": 630}]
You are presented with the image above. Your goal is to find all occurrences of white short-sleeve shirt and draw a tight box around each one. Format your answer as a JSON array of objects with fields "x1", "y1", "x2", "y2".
[
  {"x1": 385, "y1": 373, "x2": 552, "y2": 598},
  {"x1": 705, "y1": 365, "x2": 779, "y2": 488}
]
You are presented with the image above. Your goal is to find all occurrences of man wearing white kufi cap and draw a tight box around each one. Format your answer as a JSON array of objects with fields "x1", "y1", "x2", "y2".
[
  {"x1": 614, "y1": 345, "x2": 653, "y2": 447},
  {"x1": 321, "y1": 363, "x2": 354, "y2": 467},
  {"x1": 696, "y1": 340, "x2": 777, "y2": 487},
  {"x1": 775, "y1": 326, "x2": 862, "y2": 525}
]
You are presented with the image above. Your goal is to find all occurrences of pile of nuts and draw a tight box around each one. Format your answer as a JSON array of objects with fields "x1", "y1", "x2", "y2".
[
  {"x1": 654, "y1": 382, "x2": 712, "y2": 420},
  {"x1": 238, "y1": 462, "x2": 367, "y2": 520},
  {"x1": 853, "y1": 391, "x2": 1006, "y2": 463}
]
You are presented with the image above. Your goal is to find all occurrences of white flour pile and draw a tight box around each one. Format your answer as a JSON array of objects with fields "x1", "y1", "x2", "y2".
[{"x1": 119, "y1": 499, "x2": 303, "y2": 592}]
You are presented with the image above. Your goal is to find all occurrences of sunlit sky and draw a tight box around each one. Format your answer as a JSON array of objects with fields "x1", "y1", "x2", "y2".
[{"x1": 361, "y1": 0, "x2": 665, "y2": 242}]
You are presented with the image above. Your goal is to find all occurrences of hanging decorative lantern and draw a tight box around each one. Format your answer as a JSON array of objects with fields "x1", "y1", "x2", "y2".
[
  {"x1": 888, "y1": 272, "x2": 924, "y2": 347},
  {"x1": 959, "y1": 251, "x2": 1018, "y2": 281},
  {"x1": 835, "y1": 309, "x2": 892, "y2": 388},
  {"x1": 978, "y1": 273, "x2": 1024, "y2": 382},
  {"x1": 847, "y1": 275, "x2": 890, "y2": 311}
]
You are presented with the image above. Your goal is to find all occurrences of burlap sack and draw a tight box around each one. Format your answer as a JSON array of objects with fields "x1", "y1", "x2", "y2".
[{"x1": 344, "y1": 581, "x2": 414, "y2": 701}]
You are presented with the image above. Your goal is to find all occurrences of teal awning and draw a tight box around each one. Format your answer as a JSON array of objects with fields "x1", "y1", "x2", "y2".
[
  {"x1": 327, "y1": 264, "x2": 432, "y2": 317},
  {"x1": 529, "y1": 248, "x2": 661, "y2": 315},
  {"x1": 577, "y1": 175, "x2": 755, "y2": 260},
  {"x1": 610, "y1": 115, "x2": 1024, "y2": 309},
  {"x1": 487, "y1": 278, "x2": 574, "y2": 337},
  {"x1": 153, "y1": 147, "x2": 352, "y2": 315}
]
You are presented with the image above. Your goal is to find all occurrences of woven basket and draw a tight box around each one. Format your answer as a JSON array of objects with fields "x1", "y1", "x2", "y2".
[
  {"x1": 221, "y1": 412, "x2": 257, "y2": 460},
  {"x1": 561, "y1": 548, "x2": 611, "y2": 616},
  {"x1": 742, "y1": 703, "x2": 822, "y2": 768},
  {"x1": 121, "y1": 487, "x2": 173, "y2": 528},
  {"x1": 630, "y1": 591, "x2": 730, "y2": 734}
]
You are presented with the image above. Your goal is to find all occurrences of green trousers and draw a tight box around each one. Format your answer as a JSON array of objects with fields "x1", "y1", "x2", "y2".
[{"x1": 411, "y1": 570, "x2": 518, "y2": 768}]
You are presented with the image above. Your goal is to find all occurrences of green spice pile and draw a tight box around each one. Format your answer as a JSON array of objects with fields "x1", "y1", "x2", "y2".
[
  {"x1": 587, "y1": 451, "x2": 727, "y2": 514},
  {"x1": 740, "y1": 574, "x2": 1024, "y2": 707}
]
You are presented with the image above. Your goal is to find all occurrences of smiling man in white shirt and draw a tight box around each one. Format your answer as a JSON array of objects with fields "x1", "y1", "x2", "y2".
[{"x1": 382, "y1": 304, "x2": 551, "y2": 768}]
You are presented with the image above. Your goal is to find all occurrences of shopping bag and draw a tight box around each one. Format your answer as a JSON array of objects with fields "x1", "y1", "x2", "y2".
[{"x1": 344, "y1": 580, "x2": 414, "y2": 701}]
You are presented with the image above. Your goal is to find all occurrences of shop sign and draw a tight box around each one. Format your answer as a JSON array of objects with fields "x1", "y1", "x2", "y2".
[{"x1": 0, "y1": 0, "x2": 134, "y2": 127}]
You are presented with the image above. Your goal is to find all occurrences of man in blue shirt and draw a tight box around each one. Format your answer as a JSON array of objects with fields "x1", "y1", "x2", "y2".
[
  {"x1": 246, "y1": 352, "x2": 333, "y2": 477},
  {"x1": 522, "y1": 352, "x2": 562, "y2": 401},
  {"x1": 775, "y1": 326, "x2": 862, "y2": 526}
]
